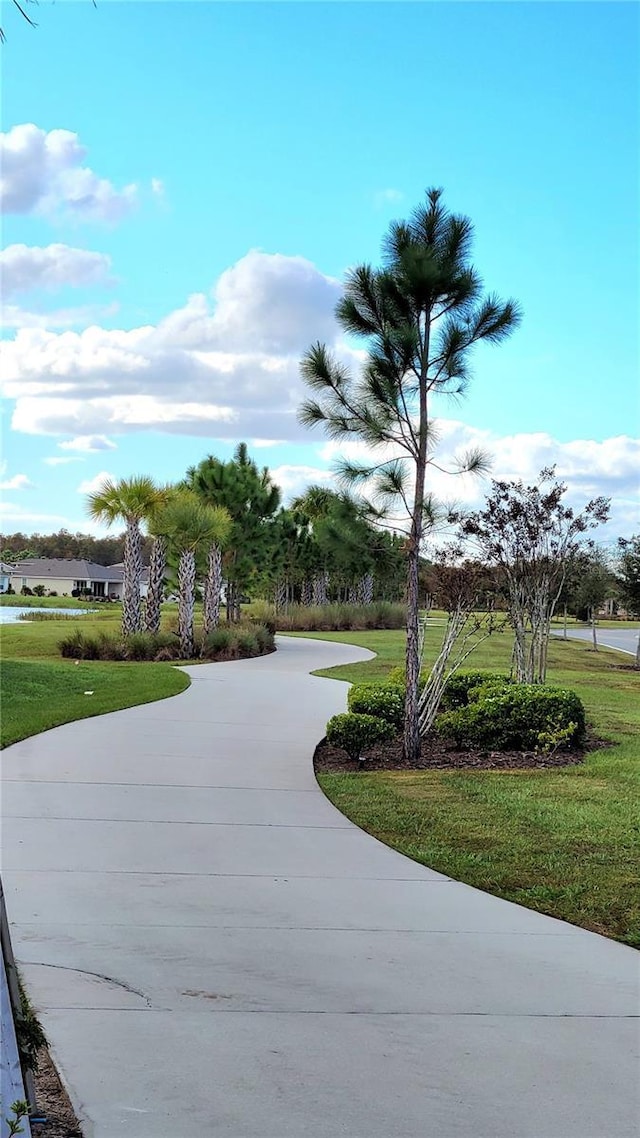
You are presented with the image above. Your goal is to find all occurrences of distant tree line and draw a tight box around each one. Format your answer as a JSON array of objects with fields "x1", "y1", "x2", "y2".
[{"x1": 0, "y1": 531, "x2": 154, "y2": 566}]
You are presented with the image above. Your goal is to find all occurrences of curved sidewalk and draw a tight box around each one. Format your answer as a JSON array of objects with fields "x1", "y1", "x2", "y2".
[{"x1": 2, "y1": 636, "x2": 638, "y2": 1137}]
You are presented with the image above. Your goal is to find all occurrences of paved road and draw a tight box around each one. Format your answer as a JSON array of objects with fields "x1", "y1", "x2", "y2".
[
  {"x1": 552, "y1": 625, "x2": 639, "y2": 657},
  {"x1": 2, "y1": 637, "x2": 638, "y2": 1138}
]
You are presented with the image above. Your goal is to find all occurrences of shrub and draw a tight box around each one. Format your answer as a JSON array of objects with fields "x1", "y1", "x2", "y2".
[
  {"x1": 203, "y1": 627, "x2": 234, "y2": 657},
  {"x1": 326, "y1": 712, "x2": 394, "y2": 764},
  {"x1": 438, "y1": 683, "x2": 586, "y2": 752},
  {"x1": 124, "y1": 632, "x2": 164, "y2": 661},
  {"x1": 348, "y1": 683, "x2": 405, "y2": 731},
  {"x1": 440, "y1": 670, "x2": 510, "y2": 710},
  {"x1": 20, "y1": 585, "x2": 33, "y2": 596},
  {"x1": 237, "y1": 629, "x2": 259, "y2": 657},
  {"x1": 154, "y1": 647, "x2": 176, "y2": 663},
  {"x1": 253, "y1": 622, "x2": 275, "y2": 652},
  {"x1": 32, "y1": 584, "x2": 46, "y2": 596},
  {"x1": 58, "y1": 630, "x2": 100, "y2": 660}
]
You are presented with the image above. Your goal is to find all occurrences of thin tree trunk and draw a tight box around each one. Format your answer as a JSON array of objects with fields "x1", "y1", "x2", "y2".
[
  {"x1": 122, "y1": 517, "x2": 143, "y2": 636},
  {"x1": 144, "y1": 536, "x2": 166, "y2": 633},
  {"x1": 202, "y1": 543, "x2": 223, "y2": 641},
  {"x1": 635, "y1": 627, "x2": 640, "y2": 669},
  {"x1": 563, "y1": 603, "x2": 568, "y2": 640},
  {"x1": 591, "y1": 607, "x2": 598, "y2": 650},
  {"x1": 404, "y1": 514, "x2": 423, "y2": 763},
  {"x1": 178, "y1": 549, "x2": 196, "y2": 658}
]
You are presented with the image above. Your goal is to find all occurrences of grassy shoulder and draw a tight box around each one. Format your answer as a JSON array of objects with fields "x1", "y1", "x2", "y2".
[
  {"x1": 1, "y1": 659, "x2": 190, "y2": 748},
  {"x1": 299, "y1": 628, "x2": 640, "y2": 947},
  {"x1": 1, "y1": 611, "x2": 190, "y2": 748}
]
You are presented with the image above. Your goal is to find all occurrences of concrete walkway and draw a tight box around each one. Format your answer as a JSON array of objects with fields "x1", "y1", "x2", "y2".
[{"x1": 1, "y1": 636, "x2": 638, "y2": 1138}]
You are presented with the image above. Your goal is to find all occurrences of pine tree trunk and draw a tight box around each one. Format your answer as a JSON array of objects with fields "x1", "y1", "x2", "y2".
[
  {"x1": 122, "y1": 517, "x2": 143, "y2": 637},
  {"x1": 178, "y1": 549, "x2": 196, "y2": 658},
  {"x1": 202, "y1": 543, "x2": 223, "y2": 640},
  {"x1": 404, "y1": 537, "x2": 422, "y2": 763},
  {"x1": 144, "y1": 536, "x2": 166, "y2": 633}
]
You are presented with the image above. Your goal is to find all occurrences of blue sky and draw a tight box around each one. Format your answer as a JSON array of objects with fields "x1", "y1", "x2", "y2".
[{"x1": 1, "y1": 1, "x2": 638, "y2": 538}]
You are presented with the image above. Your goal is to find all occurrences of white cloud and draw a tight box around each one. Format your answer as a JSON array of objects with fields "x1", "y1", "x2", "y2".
[
  {"x1": 270, "y1": 464, "x2": 335, "y2": 502},
  {"x1": 151, "y1": 178, "x2": 165, "y2": 198},
  {"x1": 0, "y1": 124, "x2": 141, "y2": 222},
  {"x1": 0, "y1": 501, "x2": 104, "y2": 534},
  {"x1": 1, "y1": 244, "x2": 113, "y2": 297},
  {"x1": 76, "y1": 470, "x2": 117, "y2": 495},
  {"x1": 59, "y1": 434, "x2": 118, "y2": 453},
  {"x1": 319, "y1": 426, "x2": 640, "y2": 539},
  {"x1": 0, "y1": 472, "x2": 34, "y2": 490},
  {"x1": 1, "y1": 301, "x2": 120, "y2": 331},
  {"x1": 2, "y1": 250, "x2": 343, "y2": 441}
]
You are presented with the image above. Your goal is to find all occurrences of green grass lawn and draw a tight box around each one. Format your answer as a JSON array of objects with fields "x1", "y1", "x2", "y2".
[
  {"x1": 0, "y1": 594, "x2": 101, "y2": 608},
  {"x1": 298, "y1": 627, "x2": 640, "y2": 947},
  {"x1": 1, "y1": 659, "x2": 190, "y2": 748},
  {"x1": 1, "y1": 609, "x2": 189, "y2": 748}
]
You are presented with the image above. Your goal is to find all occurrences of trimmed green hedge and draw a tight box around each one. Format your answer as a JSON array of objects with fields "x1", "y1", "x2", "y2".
[
  {"x1": 438, "y1": 683, "x2": 586, "y2": 752},
  {"x1": 347, "y1": 683, "x2": 405, "y2": 730},
  {"x1": 326, "y1": 712, "x2": 394, "y2": 762}
]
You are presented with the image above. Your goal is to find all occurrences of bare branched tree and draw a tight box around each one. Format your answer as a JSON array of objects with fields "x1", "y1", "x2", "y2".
[{"x1": 460, "y1": 467, "x2": 610, "y2": 683}]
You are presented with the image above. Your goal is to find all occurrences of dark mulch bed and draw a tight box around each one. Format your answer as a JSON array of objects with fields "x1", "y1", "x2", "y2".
[
  {"x1": 31, "y1": 1047, "x2": 83, "y2": 1138},
  {"x1": 313, "y1": 732, "x2": 600, "y2": 773}
]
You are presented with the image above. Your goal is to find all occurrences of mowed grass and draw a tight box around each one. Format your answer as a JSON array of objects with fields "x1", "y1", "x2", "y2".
[
  {"x1": 0, "y1": 609, "x2": 189, "y2": 748},
  {"x1": 296, "y1": 626, "x2": 640, "y2": 946}
]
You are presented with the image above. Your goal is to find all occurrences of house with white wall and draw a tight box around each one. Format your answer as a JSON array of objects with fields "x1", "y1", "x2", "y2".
[{"x1": 4, "y1": 558, "x2": 149, "y2": 599}]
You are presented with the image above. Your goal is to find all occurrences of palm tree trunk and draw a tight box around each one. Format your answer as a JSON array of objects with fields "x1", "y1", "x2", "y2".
[
  {"x1": 122, "y1": 517, "x2": 143, "y2": 636},
  {"x1": 202, "y1": 543, "x2": 223, "y2": 639},
  {"x1": 144, "y1": 536, "x2": 166, "y2": 633},
  {"x1": 178, "y1": 549, "x2": 196, "y2": 658},
  {"x1": 301, "y1": 579, "x2": 313, "y2": 606},
  {"x1": 274, "y1": 579, "x2": 287, "y2": 612}
]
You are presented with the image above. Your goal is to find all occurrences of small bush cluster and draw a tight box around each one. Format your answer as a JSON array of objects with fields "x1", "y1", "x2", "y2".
[
  {"x1": 58, "y1": 622, "x2": 275, "y2": 663},
  {"x1": 58, "y1": 629, "x2": 177, "y2": 661},
  {"x1": 202, "y1": 622, "x2": 274, "y2": 660},
  {"x1": 348, "y1": 683, "x2": 405, "y2": 730},
  {"x1": 251, "y1": 601, "x2": 406, "y2": 632},
  {"x1": 326, "y1": 712, "x2": 394, "y2": 763},
  {"x1": 438, "y1": 683, "x2": 586, "y2": 752},
  {"x1": 440, "y1": 671, "x2": 511, "y2": 710}
]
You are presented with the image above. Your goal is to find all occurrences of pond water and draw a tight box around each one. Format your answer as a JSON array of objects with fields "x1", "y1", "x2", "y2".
[{"x1": 0, "y1": 606, "x2": 97, "y2": 624}]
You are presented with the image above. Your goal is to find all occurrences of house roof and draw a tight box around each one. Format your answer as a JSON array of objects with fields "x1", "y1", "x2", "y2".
[{"x1": 8, "y1": 558, "x2": 126, "y2": 581}]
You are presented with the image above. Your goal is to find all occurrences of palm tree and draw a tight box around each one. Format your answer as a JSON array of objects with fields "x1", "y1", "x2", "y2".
[
  {"x1": 87, "y1": 475, "x2": 165, "y2": 637},
  {"x1": 299, "y1": 188, "x2": 521, "y2": 762},
  {"x1": 144, "y1": 488, "x2": 176, "y2": 634},
  {"x1": 202, "y1": 510, "x2": 232, "y2": 641},
  {"x1": 158, "y1": 491, "x2": 231, "y2": 658}
]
